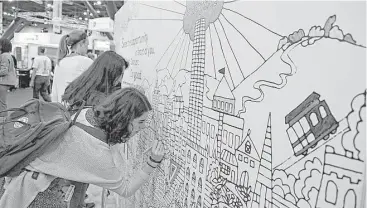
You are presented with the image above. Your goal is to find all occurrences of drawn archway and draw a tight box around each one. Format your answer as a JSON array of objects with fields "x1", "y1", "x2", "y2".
[
  {"x1": 239, "y1": 171, "x2": 249, "y2": 187},
  {"x1": 343, "y1": 189, "x2": 357, "y2": 208}
]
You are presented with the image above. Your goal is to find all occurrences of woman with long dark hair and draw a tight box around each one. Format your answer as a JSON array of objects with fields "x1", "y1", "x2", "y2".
[{"x1": 0, "y1": 87, "x2": 165, "y2": 208}]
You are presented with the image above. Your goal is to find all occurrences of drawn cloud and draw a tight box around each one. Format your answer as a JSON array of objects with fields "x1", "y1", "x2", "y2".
[
  {"x1": 183, "y1": 1, "x2": 224, "y2": 41},
  {"x1": 308, "y1": 26, "x2": 325, "y2": 37},
  {"x1": 341, "y1": 91, "x2": 366, "y2": 160}
]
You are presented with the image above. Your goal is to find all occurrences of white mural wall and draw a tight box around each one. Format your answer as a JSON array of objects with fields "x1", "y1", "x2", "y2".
[{"x1": 113, "y1": 1, "x2": 366, "y2": 208}]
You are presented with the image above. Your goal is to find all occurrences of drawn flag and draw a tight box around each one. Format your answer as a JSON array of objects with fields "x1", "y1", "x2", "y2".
[{"x1": 219, "y1": 67, "x2": 225, "y2": 75}]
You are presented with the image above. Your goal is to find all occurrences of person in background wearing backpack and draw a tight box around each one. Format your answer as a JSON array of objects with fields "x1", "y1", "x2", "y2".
[
  {"x1": 0, "y1": 39, "x2": 16, "y2": 117},
  {"x1": 51, "y1": 30, "x2": 93, "y2": 103},
  {"x1": 0, "y1": 87, "x2": 165, "y2": 208},
  {"x1": 30, "y1": 47, "x2": 52, "y2": 102}
]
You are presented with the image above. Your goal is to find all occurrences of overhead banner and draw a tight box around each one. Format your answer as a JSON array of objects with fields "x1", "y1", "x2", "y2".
[{"x1": 88, "y1": 17, "x2": 114, "y2": 33}]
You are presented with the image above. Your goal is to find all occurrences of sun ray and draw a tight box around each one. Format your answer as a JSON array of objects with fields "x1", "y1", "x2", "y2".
[
  {"x1": 140, "y1": 3, "x2": 185, "y2": 15},
  {"x1": 166, "y1": 32, "x2": 186, "y2": 70},
  {"x1": 223, "y1": 7, "x2": 283, "y2": 37},
  {"x1": 173, "y1": 34, "x2": 188, "y2": 71},
  {"x1": 213, "y1": 23, "x2": 236, "y2": 88},
  {"x1": 218, "y1": 18, "x2": 246, "y2": 79},
  {"x1": 221, "y1": 14, "x2": 265, "y2": 61},
  {"x1": 155, "y1": 28, "x2": 183, "y2": 71},
  {"x1": 174, "y1": 0, "x2": 186, "y2": 7}
]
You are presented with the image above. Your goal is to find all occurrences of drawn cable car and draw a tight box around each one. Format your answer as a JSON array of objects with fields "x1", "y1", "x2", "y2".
[{"x1": 285, "y1": 92, "x2": 339, "y2": 156}]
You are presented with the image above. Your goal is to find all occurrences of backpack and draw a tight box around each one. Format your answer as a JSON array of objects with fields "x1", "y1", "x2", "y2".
[{"x1": 0, "y1": 98, "x2": 89, "y2": 178}]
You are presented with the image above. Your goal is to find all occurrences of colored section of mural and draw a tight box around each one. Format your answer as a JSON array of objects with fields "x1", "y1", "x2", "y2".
[{"x1": 114, "y1": 1, "x2": 365, "y2": 208}]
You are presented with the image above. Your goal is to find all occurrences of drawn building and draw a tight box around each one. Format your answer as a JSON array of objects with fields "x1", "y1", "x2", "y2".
[
  {"x1": 317, "y1": 145, "x2": 364, "y2": 208},
  {"x1": 285, "y1": 92, "x2": 339, "y2": 156},
  {"x1": 213, "y1": 75, "x2": 236, "y2": 115},
  {"x1": 252, "y1": 113, "x2": 273, "y2": 208},
  {"x1": 235, "y1": 130, "x2": 260, "y2": 189}
]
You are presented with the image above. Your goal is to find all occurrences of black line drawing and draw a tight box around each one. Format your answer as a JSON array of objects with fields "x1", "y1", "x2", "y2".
[
  {"x1": 115, "y1": 1, "x2": 366, "y2": 208},
  {"x1": 285, "y1": 92, "x2": 339, "y2": 156}
]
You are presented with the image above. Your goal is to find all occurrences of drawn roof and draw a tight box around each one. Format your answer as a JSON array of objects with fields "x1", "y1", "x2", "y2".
[
  {"x1": 285, "y1": 92, "x2": 320, "y2": 124},
  {"x1": 221, "y1": 149, "x2": 238, "y2": 166},
  {"x1": 214, "y1": 76, "x2": 235, "y2": 100},
  {"x1": 236, "y1": 130, "x2": 260, "y2": 161}
]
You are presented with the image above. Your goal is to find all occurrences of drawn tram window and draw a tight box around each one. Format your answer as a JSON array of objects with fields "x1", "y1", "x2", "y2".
[
  {"x1": 250, "y1": 160, "x2": 254, "y2": 168},
  {"x1": 325, "y1": 181, "x2": 338, "y2": 204},
  {"x1": 199, "y1": 158, "x2": 204, "y2": 173},
  {"x1": 186, "y1": 167, "x2": 190, "y2": 179},
  {"x1": 319, "y1": 105, "x2": 327, "y2": 118},
  {"x1": 221, "y1": 101, "x2": 224, "y2": 110},
  {"x1": 244, "y1": 157, "x2": 248, "y2": 163},
  {"x1": 207, "y1": 123, "x2": 210, "y2": 136},
  {"x1": 293, "y1": 122, "x2": 304, "y2": 137},
  {"x1": 286, "y1": 128, "x2": 298, "y2": 143},
  {"x1": 202, "y1": 121, "x2": 205, "y2": 133},
  {"x1": 245, "y1": 141, "x2": 251, "y2": 154},
  {"x1": 187, "y1": 150, "x2": 191, "y2": 164},
  {"x1": 310, "y1": 112, "x2": 319, "y2": 126},
  {"x1": 229, "y1": 103, "x2": 233, "y2": 113},
  {"x1": 238, "y1": 154, "x2": 243, "y2": 161},
  {"x1": 299, "y1": 117, "x2": 310, "y2": 132}
]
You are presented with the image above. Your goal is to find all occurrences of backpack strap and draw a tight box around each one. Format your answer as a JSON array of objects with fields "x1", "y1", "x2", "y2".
[
  {"x1": 74, "y1": 122, "x2": 107, "y2": 144},
  {"x1": 71, "y1": 100, "x2": 86, "y2": 125}
]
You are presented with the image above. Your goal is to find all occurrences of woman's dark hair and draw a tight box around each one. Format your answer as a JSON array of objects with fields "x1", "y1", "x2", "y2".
[
  {"x1": 0, "y1": 38, "x2": 12, "y2": 53},
  {"x1": 62, "y1": 51, "x2": 129, "y2": 106},
  {"x1": 94, "y1": 87, "x2": 152, "y2": 144},
  {"x1": 57, "y1": 30, "x2": 88, "y2": 63}
]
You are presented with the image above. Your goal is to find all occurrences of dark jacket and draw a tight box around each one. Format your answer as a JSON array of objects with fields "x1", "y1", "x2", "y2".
[{"x1": 0, "y1": 52, "x2": 17, "y2": 86}]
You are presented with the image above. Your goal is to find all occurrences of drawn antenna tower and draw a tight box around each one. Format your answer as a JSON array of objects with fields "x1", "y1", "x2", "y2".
[
  {"x1": 188, "y1": 18, "x2": 206, "y2": 145},
  {"x1": 252, "y1": 113, "x2": 273, "y2": 208}
]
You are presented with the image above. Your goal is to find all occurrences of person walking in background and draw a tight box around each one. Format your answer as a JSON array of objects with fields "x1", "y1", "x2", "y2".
[
  {"x1": 0, "y1": 38, "x2": 16, "y2": 198},
  {"x1": 0, "y1": 38, "x2": 16, "y2": 117},
  {"x1": 51, "y1": 30, "x2": 93, "y2": 103},
  {"x1": 30, "y1": 47, "x2": 52, "y2": 102}
]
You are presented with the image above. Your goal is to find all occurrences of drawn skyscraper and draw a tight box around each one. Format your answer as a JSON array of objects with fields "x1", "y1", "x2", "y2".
[
  {"x1": 252, "y1": 113, "x2": 273, "y2": 208},
  {"x1": 188, "y1": 18, "x2": 206, "y2": 145}
]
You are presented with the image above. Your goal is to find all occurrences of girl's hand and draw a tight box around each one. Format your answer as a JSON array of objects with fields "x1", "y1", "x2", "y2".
[{"x1": 150, "y1": 140, "x2": 165, "y2": 163}]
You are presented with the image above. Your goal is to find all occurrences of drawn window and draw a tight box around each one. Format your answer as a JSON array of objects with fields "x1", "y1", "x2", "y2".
[
  {"x1": 286, "y1": 128, "x2": 298, "y2": 144},
  {"x1": 224, "y1": 103, "x2": 228, "y2": 112},
  {"x1": 307, "y1": 133, "x2": 315, "y2": 143},
  {"x1": 250, "y1": 160, "x2": 255, "y2": 168},
  {"x1": 219, "y1": 101, "x2": 222, "y2": 109},
  {"x1": 223, "y1": 130, "x2": 228, "y2": 144},
  {"x1": 235, "y1": 135, "x2": 240, "y2": 149},
  {"x1": 299, "y1": 117, "x2": 310, "y2": 133},
  {"x1": 186, "y1": 167, "x2": 190, "y2": 180},
  {"x1": 221, "y1": 101, "x2": 224, "y2": 110},
  {"x1": 187, "y1": 150, "x2": 191, "y2": 164},
  {"x1": 199, "y1": 158, "x2": 204, "y2": 173},
  {"x1": 229, "y1": 133, "x2": 234, "y2": 148},
  {"x1": 254, "y1": 194, "x2": 260, "y2": 203},
  {"x1": 229, "y1": 103, "x2": 233, "y2": 113},
  {"x1": 310, "y1": 112, "x2": 319, "y2": 126},
  {"x1": 197, "y1": 196, "x2": 202, "y2": 207},
  {"x1": 212, "y1": 125, "x2": 215, "y2": 139},
  {"x1": 192, "y1": 172, "x2": 196, "y2": 186},
  {"x1": 238, "y1": 154, "x2": 243, "y2": 161},
  {"x1": 320, "y1": 105, "x2": 328, "y2": 118},
  {"x1": 325, "y1": 181, "x2": 338, "y2": 204},
  {"x1": 193, "y1": 154, "x2": 197, "y2": 168},
  {"x1": 206, "y1": 123, "x2": 210, "y2": 136},
  {"x1": 244, "y1": 157, "x2": 248, "y2": 163},
  {"x1": 185, "y1": 183, "x2": 189, "y2": 193},
  {"x1": 202, "y1": 121, "x2": 205, "y2": 133},
  {"x1": 293, "y1": 121, "x2": 304, "y2": 138},
  {"x1": 220, "y1": 163, "x2": 230, "y2": 175},
  {"x1": 213, "y1": 100, "x2": 217, "y2": 108},
  {"x1": 344, "y1": 190, "x2": 356, "y2": 208},
  {"x1": 198, "y1": 178, "x2": 202, "y2": 193},
  {"x1": 191, "y1": 189, "x2": 195, "y2": 200},
  {"x1": 245, "y1": 141, "x2": 251, "y2": 154}
]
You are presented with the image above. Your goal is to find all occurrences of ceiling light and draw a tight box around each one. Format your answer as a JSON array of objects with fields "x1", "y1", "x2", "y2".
[
  {"x1": 97, "y1": 1, "x2": 101, "y2": 5},
  {"x1": 90, "y1": 13, "x2": 93, "y2": 16},
  {"x1": 34, "y1": 23, "x2": 38, "y2": 26},
  {"x1": 96, "y1": 10, "x2": 100, "y2": 14},
  {"x1": 85, "y1": 18, "x2": 88, "y2": 21},
  {"x1": 83, "y1": 12, "x2": 87, "y2": 15},
  {"x1": 79, "y1": 17, "x2": 82, "y2": 20},
  {"x1": 11, "y1": 6, "x2": 15, "y2": 9},
  {"x1": 47, "y1": 4, "x2": 52, "y2": 7},
  {"x1": 8, "y1": 0, "x2": 13, "y2": 2}
]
